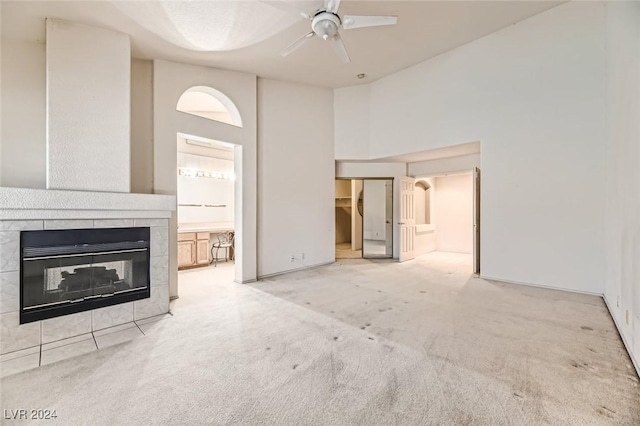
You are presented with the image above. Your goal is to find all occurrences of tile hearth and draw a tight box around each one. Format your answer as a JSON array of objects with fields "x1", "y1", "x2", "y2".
[{"x1": 1, "y1": 314, "x2": 171, "y2": 377}]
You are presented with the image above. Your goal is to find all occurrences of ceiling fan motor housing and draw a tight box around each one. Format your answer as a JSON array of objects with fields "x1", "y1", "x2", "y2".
[{"x1": 312, "y1": 12, "x2": 341, "y2": 40}]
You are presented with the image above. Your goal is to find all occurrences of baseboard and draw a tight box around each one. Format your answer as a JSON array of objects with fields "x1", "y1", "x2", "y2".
[
  {"x1": 235, "y1": 278, "x2": 257, "y2": 284},
  {"x1": 257, "y1": 261, "x2": 334, "y2": 280},
  {"x1": 602, "y1": 295, "x2": 640, "y2": 377},
  {"x1": 479, "y1": 275, "x2": 603, "y2": 297},
  {"x1": 479, "y1": 275, "x2": 639, "y2": 377}
]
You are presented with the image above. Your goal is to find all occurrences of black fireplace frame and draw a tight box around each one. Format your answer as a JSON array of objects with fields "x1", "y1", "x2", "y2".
[{"x1": 20, "y1": 227, "x2": 151, "y2": 324}]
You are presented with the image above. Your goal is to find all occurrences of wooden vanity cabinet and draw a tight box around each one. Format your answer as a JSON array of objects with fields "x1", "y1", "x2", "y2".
[{"x1": 178, "y1": 232, "x2": 210, "y2": 269}]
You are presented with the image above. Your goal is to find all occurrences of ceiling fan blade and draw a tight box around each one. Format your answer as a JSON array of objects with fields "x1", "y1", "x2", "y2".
[
  {"x1": 260, "y1": 0, "x2": 313, "y2": 19},
  {"x1": 331, "y1": 34, "x2": 351, "y2": 64},
  {"x1": 342, "y1": 15, "x2": 398, "y2": 30},
  {"x1": 281, "y1": 31, "x2": 315, "y2": 57},
  {"x1": 324, "y1": 0, "x2": 341, "y2": 14}
]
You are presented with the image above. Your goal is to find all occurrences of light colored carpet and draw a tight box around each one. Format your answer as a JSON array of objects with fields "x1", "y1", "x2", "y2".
[
  {"x1": 1, "y1": 255, "x2": 639, "y2": 425},
  {"x1": 336, "y1": 242, "x2": 361, "y2": 259}
]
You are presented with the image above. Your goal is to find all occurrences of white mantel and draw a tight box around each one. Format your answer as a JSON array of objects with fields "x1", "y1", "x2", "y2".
[{"x1": 0, "y1": 187, "x2": 175, "y2": 220}]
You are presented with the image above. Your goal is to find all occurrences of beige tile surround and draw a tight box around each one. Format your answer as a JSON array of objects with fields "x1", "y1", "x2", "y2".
[{"x1": 0, "y1": 217, "x2": 171, "y2": 376}]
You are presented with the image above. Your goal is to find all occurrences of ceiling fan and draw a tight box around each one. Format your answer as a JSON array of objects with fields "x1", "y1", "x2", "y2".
[{"x1": 263, "y1": 0, "x2": 398, "y2": 63}]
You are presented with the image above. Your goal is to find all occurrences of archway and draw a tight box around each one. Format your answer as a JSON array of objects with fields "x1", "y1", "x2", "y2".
[
  {"x1": 176, "y1": 86, "x2": 243, "y2": 127},
  {"x1": 174, "y1": 85, "x2": 247, "y2": 296}
]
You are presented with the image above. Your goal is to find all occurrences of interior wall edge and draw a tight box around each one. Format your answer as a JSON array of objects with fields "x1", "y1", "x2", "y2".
[{"x1": 603, "y1": 295, "x2": 640, "y2": 377}]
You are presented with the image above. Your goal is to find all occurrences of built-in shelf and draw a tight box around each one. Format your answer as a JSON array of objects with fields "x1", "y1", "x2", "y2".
[
  {"x1": 335, "y1": 198, "x2": 351, "y2": 208},
  {"x1": 178, "y1": 203, "x2": 227, "y2": 208}
]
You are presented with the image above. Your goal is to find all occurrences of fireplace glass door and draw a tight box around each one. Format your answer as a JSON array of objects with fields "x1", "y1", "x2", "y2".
[
  {"x1": 20, "y1": 227, "x2": 151, "y2": 324},
  {"x1": 23, "y1": 248, "x2": 148, "y2": 311}
]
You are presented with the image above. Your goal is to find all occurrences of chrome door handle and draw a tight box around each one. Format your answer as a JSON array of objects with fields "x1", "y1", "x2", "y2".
[{"x1": 397, "y1": 222, "x2": 405, "y2": 225}]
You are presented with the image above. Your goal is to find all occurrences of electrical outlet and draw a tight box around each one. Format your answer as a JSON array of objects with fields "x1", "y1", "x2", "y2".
[
  {"x1": 626, "y1": 309, "x2": 630, "y2": 325},
  {"x1": 290, "y1": 255, "x2": 295, "y2": 262},
  {"x1": 301, "y1": 252, "x2": 305, "y2": 260},
  {"x1": 617, "y1": 297, "x2": 620, "y2": 308}
]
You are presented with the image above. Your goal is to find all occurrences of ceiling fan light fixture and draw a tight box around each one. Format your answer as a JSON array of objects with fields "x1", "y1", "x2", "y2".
[{"x1": 312, "y1": 13, "x2": 340, "y2": 40}]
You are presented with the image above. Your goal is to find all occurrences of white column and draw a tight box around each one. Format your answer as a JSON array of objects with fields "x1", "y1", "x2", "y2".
[{"x1": 46, "y1": 19, "x2": 131, "y2": 192}]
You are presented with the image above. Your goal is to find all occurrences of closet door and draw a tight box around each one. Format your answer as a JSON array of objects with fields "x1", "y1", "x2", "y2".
[
  {"x1": 399, "y1": 176, "x2": 416, "y2": 262},
  {"x1": 473, "y1": 167, "x2": 481, "y2": 274}
]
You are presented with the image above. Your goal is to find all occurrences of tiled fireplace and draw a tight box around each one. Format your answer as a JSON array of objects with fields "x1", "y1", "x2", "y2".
[
  {"x1": 0, "y1": 188, "x2": 175, "y2": 376},
  {"x1": 21, "y1": 227, "x2": 151, "y2": 324}
]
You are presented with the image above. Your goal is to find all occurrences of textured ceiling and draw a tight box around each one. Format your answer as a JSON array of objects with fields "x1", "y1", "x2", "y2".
[{"x1": 1, "y1": 1, "x2": 564, "y2": 88}]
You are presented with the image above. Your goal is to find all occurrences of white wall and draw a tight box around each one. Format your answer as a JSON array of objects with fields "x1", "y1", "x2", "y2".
[
  {"x1": 0, "y1": 38, "x2": 46, "y2": 188},
  {"x1": 334, "y1": 84, "x2": 369, "y2": 160},
  {"x1": 257, "y1": 78, "x2": 334, "y2": 277},
  {"x1": 176, "y1": 152, "x2": 234, "y2": 224},
  {"x1": 335, "y1": 2, "x2": 607, "y2": 293},
  {"x1": 434, "y1": 174, "x2": 473, "y2": 254},
  {"x1": 603, "y1": 0, "x2": 640, "y2": 372},
  {"x1": 46, "y1": 19, "x2": 131, "y2": 192}
]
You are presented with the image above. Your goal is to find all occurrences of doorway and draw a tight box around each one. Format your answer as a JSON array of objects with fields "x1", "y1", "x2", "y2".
[
  {"x1": 176, "y1": 134, "x2": 237, "y2": 278},
  {"x1": 411, "y1": 170, "x2": 478, "y2": 272},
  {"x1": 335, "y1": 178, "x2": 393, "y2": 260},
  {"x1": 362, "y1": 179, "x2": 393, "y2": 258}
]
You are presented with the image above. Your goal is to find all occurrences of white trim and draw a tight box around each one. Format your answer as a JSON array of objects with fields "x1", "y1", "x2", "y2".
[
  {"x1": 257, "y1": 261, "x2": 334, "y2": 280},
  {"x1": 235, "y1": 278, "x2": 258, "y2": 284},
  {"x1": 603, "y1": 295, "x2": 640, "y2": 377},
  {"x1": 481, "y1": 275, "x2": 639, "y2": 377},
  {"x1": 479, "y1": 275, "x2": 604, "y2": 297}
]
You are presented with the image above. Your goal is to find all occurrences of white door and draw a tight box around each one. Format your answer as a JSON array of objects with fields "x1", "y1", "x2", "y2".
[
  {"x1": 385, "y1": 180, "x2": 393, "y2": 257},
  {"x1": 399, "y1": 176, "x2": 415, "y2": 262},
  {"x1": 473, "y1": 167, "x2": 481, "y2": 274}
]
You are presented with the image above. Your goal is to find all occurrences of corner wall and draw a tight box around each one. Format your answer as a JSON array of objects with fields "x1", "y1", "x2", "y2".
[
  {"x1": 0, "y1": 39, "x2": 152, "y2": 194},
  {"x1": 131, "y1": 59, "x2": 154, "y2": 194},
  {"x1": 0, "y1": 38, "x2": 46, "y2": 188},
  {"x1": 603, "y1": 0, "x2": 640, "y2": 372}
]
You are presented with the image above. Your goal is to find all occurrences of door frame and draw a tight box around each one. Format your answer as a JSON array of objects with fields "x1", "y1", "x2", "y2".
[
  {"x1": 411, "y1": 169, "x2": 480, "y2": 272},
  {"x1": 176, "y1": 132, "x2": 242, "y2": 284},
  {"x1": 473, "y1": 167, "x2": 481, "y2": 274},
  {"x1": 334, "y1": 177, "x2": 395, "y2": 260},
  {"x1": 362, "y1": 178, "x2": 394, "y2": 259}
]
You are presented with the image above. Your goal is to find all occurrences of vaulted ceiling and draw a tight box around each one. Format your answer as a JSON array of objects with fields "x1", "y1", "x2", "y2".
[{"x1": 1, "y1": 1, "x2": 564, "y2": 88}]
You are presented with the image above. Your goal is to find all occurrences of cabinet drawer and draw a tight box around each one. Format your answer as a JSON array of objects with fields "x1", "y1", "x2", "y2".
[
  {"x1": 197, "y1": 232, "x2": 210, "y2": 241},
  {"x1": 178, "y1": 232, "x2": 196, "y2": 242}
]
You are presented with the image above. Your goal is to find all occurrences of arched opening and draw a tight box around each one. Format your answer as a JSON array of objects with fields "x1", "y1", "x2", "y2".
[
  {"x1": 415, "y1": 180, "x2": 431, "y2": 225},
  {"x1": 173, "y1": 86, "x2": 246, "y2": 297},
  {"x1": 176, "y1": 86, "x2": 243, "y2": 127}
]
